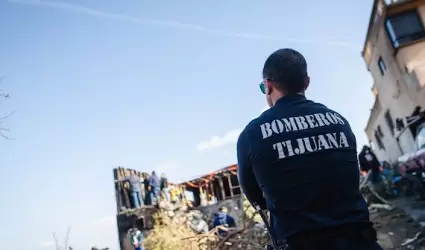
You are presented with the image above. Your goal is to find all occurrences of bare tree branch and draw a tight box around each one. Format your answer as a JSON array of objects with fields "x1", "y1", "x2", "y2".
[
  {"x1": 53, "y1": 233, "x2": 60, "y2": 250},
  {"x1": 0, "y1": 76, "x2": 13, "y2": 140},
  {"x1": 64, "y1": 227, "x2": 72, "y2": 250},
  {"x1": 53, "y1": 226, "x2": 72, "y2": 250}
]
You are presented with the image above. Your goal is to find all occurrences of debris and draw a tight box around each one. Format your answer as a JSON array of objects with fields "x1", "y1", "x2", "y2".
[
  {"x1": 369, "y1": 203, "x2": 394, "y2": 210},
  {"x1": 401, "y1": 232, "x2": 422, "y2": 246},
  {"x1": 144, "y1": 196, "x2": 270, "y2": 250}
]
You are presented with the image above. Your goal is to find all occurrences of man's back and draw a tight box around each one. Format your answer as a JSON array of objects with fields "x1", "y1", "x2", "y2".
[
  {"x1": 127, "y1": 174, "x2": 142, "y2": 192},
  {"x1": 239, "y1": 95, "x2": 370, "y2": 240}
]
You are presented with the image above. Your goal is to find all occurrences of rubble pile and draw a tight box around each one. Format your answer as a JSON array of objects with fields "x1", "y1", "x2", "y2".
[
  {"x1": 145, "y1": 198, "x2": 270, "y2": 250},
  {"x1": 144, "y1": 201, "x2": 198, "y2": 250}
]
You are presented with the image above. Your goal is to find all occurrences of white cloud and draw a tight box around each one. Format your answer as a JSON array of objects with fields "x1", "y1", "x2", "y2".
[
  {"x1": 39, "y1": 241, "x2": 56, "y2": 248},
  {"x1": 197, "y1": 106, "x2": 269, "y2": 151},
  {"x1": 196, "y1": 129, "x2": 242, "y2": 151},
  {"x1": 7, "y1": 0, "x2": 359, "y2": 49}
]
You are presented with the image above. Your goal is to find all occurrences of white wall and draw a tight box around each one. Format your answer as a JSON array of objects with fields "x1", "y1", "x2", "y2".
[{"x1": 363, "y1": 11, "x2": 422, "y2": 162}]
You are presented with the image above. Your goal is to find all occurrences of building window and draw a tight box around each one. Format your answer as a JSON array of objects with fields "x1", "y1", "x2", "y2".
[
  {"x1": 374, "y1": 130, "x2": 385, "y2": 150},
  {"x1": 386, "y1": 10, "x2": 425, "y2": 48},
  {"x1": 378, "y1": 57, "x2": 386, "y2": 75},
  {"x1": 377, "y1": 125, "x2": 384, "y2": 137},
  {"x1": 385, "y1": 110, "x2": 395, "y2": 136}
]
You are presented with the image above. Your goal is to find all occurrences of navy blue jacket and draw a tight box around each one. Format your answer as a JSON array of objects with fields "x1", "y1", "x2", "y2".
[
  {"x1": 213, "y1": 212, "x2": 236, "y2": 235},
  {"x1": 237, "y1": 95, "x2": 370, "y2": 241}
]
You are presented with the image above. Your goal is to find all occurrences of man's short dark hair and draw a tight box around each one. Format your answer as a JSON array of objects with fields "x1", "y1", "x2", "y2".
[{"x1": 262, "y1": 48, "x2": 308, "y2": 94}]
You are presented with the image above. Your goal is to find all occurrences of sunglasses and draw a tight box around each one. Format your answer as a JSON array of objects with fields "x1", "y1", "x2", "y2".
[
  {"x1": 259, "y1": 80, "x2": 267, "y2": 94},
  {"x1": 260, "y1": 81, "x2": 266, "y2": 94}
]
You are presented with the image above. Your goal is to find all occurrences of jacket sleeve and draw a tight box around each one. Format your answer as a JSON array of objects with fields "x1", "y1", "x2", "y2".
[
  {"x1": 237, "y1": 130, "x2": 267, "y2": 210},
  {"x1": 227, "y1": 215, "x2": 236, "y2": 227},
  {"x1": 117, "y1": 177, "x2": 129, "y2": 183}
]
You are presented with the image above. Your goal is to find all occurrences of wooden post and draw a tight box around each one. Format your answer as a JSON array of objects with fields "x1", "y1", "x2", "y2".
[
  {"x1": 113, "y1": 168, "x2": 122, "y2": 213},
  {"x1": 226, "y1": 174, "x2": 234, "y2": 197},
  {"x1": 119, "y1": 168, "x2": 131, "y2": 209},
  {"x1": 210, "y1": 180, "x2": 216, "y2": 199},
  {"x1": 218, "y1": 175, "x2": 225, "y2": 200}
]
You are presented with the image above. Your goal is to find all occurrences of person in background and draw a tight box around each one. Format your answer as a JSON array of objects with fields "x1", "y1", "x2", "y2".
[
  {"x1": 359, "y1": 145, "x2": 382, "y2": 184},
  {"x1": 213, "y1": 207, "x2": 236, "y2": 236},
  {"x1": 170, "y1": 185, "x2": 180, "y2": 204},
  {"x1": 150, "y1": 171, "x2": 161, "y2": 204},
  {"x1": 208, "y1": 194, "x2": 217, "y2": 205},
  {"x1": 142, "y1": 174, "x2": 151, "y2": 205},
  {"x1": 207, "y1": 194, "x2": 214, "y2": 205},
  {"x1": 116, "y1": 173, "x2": 144, "y2": 209},
  {"x1": 129, "y1": 226, "x2": 144, "y2": 250},
  {"x1": 160, "y1": 173, "x2": 170, "y2": 202}
]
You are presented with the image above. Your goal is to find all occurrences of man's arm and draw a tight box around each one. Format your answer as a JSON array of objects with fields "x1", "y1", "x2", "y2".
[
  {"x1": 115, "y1": 177, "x2": 129, "y2": 183},
  {"x1": 227, "y1": 215, "x2": 236, "y2": 228},
  {"x1": 237, "y1": 130, "x2": 267, "y2": 210}
]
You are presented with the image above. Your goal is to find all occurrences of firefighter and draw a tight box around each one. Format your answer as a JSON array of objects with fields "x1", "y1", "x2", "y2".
[{"x1": 237, "y1": 48, "x2": 383, "y2": 250}]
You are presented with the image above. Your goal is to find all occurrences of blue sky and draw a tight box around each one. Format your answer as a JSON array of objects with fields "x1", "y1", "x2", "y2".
[{"x1": 0, "y1": 0, "x2": 374, "y2": 249}]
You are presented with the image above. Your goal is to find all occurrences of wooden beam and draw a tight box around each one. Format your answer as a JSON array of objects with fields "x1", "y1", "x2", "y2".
[
  {"x1": 226, "y1": 174, "x2": 234, "y2": 197},
  {"x1": 210, "y1": 181, "x2": 216, "y2": 199},
  {"x1": 387, "y1": 0, "x2": 425, "y2": 16},
  {"x1": 218, "y1": 176, "x2": 225, "y2": 200},
  {"x1": 113, "y1": 168, "x2": 122, "y2": 213},
  {"x1": 119, "y1": 168, "x2": 131, "y2": 209}
]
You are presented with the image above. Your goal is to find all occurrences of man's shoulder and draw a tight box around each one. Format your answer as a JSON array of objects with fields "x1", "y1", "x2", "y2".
[
  {"x1": 310, "y1": 100, "x2": 348, "y2": 119},
  {"x1": 241, "y1": 108, "x2": 274, "y2": 136}
]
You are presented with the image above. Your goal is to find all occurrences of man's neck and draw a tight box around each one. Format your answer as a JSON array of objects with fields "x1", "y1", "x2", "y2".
[{"x1": 272, "y1": 91, "x2": 305, "y2": 106}]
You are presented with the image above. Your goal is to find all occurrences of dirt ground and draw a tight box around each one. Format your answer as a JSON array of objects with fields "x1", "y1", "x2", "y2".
[{"x1": 372, "y1": 201, "x2": 425, "y2": 249}]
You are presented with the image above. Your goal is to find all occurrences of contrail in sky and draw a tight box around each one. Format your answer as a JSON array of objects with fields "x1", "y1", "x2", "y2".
[{"x1": 7, "y1": 0, "x2": 361, "y2": 49}]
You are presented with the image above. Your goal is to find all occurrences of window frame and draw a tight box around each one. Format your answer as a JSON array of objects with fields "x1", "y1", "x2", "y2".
[
  {"x1": 377, "y1": 125, "x2": 384, "y2": 138},
  {"x1": 384, "y1": 110, "x2": 395, "y2": 136},
  {"x1": 378, "y1": 56, "x2": 387, "y2": 76},
  {"x1": 374, "y1": 130, "x2": 385, "y2": 150},
  {"x1": 385, "y1": 9, "x2": 425, "y2": 49},
  {"x1": 415, "y1": 124, "x2": 425, "y2": 150}
]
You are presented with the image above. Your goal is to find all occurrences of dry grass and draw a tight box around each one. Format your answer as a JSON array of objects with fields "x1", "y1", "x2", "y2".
[{"x1": 145, "y1": 208, "x2": 204, "y2": 250}]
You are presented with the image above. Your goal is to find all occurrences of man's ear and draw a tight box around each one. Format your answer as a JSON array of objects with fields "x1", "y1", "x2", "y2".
[
  {"x1": 304, "y1": 76, "x2": 310, "y2": 90},
  {"x1": 265, "y1": 80, "x2": 273, "y2": 95}
]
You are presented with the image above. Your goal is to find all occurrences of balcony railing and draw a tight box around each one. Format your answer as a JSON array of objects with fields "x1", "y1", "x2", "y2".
[{"x1": 384, "y1": 0, "x2": 413, "y2": 5}]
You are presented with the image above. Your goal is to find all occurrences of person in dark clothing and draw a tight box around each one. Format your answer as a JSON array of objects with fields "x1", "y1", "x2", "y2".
[
  {"x1": 213, "y1": 207, "x2": 236, "y2": 236},
  {"x1": 143, "y1": 175, "x2": 152, "y2": 205},
  {"x1": 160, "y1": 173, "x2": 170, "y2": 201},
  {"x1": 149, "y1": 171, "x2": 161, "y2": 204},
  {"x1": 359, "y1": 146, "x2": 382, "y2": 184},
  {"x1": 237, "y1": 48, "x2": 383, "y2": 250}
]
